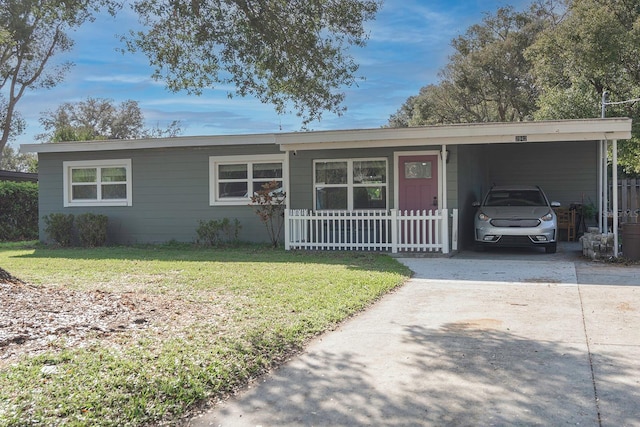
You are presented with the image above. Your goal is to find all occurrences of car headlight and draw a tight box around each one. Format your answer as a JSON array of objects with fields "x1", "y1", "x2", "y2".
[
  {"x1": 541, "y1": 211, "x2": 554, "y2": 221},
  {"x1": 478, "y1": 212, "x2": 490, "y2": 221}
]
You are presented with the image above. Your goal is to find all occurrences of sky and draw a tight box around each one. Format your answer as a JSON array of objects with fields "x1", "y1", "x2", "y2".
[{"x1": 14, "y1": 0, "x2": 530, "y2": 147}]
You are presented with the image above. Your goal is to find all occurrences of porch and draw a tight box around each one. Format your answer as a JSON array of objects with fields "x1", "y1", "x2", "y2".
[{"x1": 285, "y1": 209, "x2": 459, "y2": 254}]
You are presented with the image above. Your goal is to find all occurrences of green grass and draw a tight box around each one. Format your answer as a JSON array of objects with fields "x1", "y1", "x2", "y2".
[{"x1": 0, "y1": 242, "x2": 410, "y2": 426}]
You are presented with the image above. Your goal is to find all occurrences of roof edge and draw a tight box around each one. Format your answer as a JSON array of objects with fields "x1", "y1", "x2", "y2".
[{"x1": 20, "y1": 118, "x2": 632, "y2": 154}]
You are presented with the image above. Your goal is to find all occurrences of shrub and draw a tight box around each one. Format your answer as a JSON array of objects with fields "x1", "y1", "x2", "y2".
[
  {"x1": 76, "y1": 213, "x2": 108, "y2": 247},
  {"x1": 250, "y1": 180, "x2": 286, "y2": 248},
  {"x1": 196, "y1": 218, "x2": 241, "y2": 246},
  {"x1": 0, "y1": 181, "x2": 38, "y2": 241},
  {"x1": 43, "y1": 213, "x2": 74, "y2": 246}
]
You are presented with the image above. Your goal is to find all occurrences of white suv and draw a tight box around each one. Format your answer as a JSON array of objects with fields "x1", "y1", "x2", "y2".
[{"x1": 473, "y1": 185, "x2": 560, "y2": 253}]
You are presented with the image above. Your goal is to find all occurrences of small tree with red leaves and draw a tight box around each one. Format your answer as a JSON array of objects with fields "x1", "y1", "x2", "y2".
[{"x1": 250, "y1": 180, "x2": 286, "y2": 248}]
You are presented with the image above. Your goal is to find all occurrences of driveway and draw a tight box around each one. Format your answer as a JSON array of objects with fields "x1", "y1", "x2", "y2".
[{"x1": 189, "y1": 243, "x2": 640, "y2": 426}]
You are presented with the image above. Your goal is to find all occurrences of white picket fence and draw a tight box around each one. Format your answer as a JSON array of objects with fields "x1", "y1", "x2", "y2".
[{"x1": 285, "y1": 209, "x2": 458, "y2": 254}]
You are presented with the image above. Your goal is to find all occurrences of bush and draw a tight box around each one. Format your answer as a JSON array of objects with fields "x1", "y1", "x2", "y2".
[
  {"x1": 196, "y1": 218, "x2": 241, "y2": 246},
  {"x1": 0, "y1": 181, "x2": 38, "y2": 241},
  {"x1": 250, "y1": 180, "x2": 286, "y2": 248},
  {"x1": 76, "y1": 213, "x2": 108, "y2": 247},
  {"x1": 43, "y1": 213, "x2": 74, "y2": 246}
]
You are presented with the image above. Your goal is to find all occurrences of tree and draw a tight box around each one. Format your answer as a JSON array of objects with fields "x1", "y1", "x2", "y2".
[
  {"x1": 388, "y1": 3, "x2": 557, "y2": 127},
  {"x1": 250, "y1": 180, "x2": 286, "y2": 248},
  {"x1": 0, "y1": 145, "x2": 37, "y2": 172},
  {"x1": 37, "y1": 97, "x2": 183, "y2": 142},
  {"x1": 0, "y1": 0, "x2": 117, "y2": 161},
  {"x1": 527, "y1": 0, "x2": 640, "y2": 175},
  {"x1": 123, "y1": 0, "x2": 379, "y2": 126}
]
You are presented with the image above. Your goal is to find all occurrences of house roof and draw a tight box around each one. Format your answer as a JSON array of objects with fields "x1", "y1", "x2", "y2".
[
  {"x1": 20, "y1": 118, "x2": 632, "y2": 154},
  {"x1": 0, "y1": 170, "x2": 38, "y2": 182}
]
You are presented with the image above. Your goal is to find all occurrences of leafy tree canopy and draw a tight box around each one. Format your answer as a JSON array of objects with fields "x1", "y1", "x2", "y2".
[
  {"x1": 0, "y1": 145, "x2": 36, "y2": 173},
  {"x1": 388, "y1": 0, "x2": 640, "y2": 175},
  {"x1": 0, "y1": 0, "x2": 118, "y2": 159},
  {"x1": 37, "y1": 97, "x2": 183, "y2": 142},
  {"x1": 123, "y1": 0, "x2": 380, "y2": 126},
  {"x1": 388, "y1": 3, "x2": 557, "y2": 127},
  {"x1": 527, "y1": 0, "x2": 640, "y2": 175}
]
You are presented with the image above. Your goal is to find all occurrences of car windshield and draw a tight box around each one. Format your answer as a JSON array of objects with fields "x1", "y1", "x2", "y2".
[{"x1": 484, "y1": 190, "x2": 546, "y2": 207}]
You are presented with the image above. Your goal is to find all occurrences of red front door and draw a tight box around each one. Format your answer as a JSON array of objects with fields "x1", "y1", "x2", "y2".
[{"x1": 398, "y1": 155, "x2": 439, "y2": 211}]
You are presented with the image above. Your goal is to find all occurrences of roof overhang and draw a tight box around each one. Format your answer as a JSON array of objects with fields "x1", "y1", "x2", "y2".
[
  {"x1": 276, "y1": 118, "x2": 633, "y2": 151},
  {"x1": 20, "y1": 118, "x2": 632, "y2": 154},
  {"x1": 20, "y1": 133, "x2": 277, "y2": 154}
]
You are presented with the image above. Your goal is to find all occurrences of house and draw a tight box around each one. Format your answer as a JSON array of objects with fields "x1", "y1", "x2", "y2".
[
  {"x1": 0, "y1": 170, "x2": 38, "y2": 182},
  {"x1": 20, "y1": 118, "x2": 632, "y2": 253}
]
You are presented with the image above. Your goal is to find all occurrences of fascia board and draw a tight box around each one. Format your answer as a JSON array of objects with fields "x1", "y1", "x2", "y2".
[
  {"x1": 20, "y1": 134, "x2": 277, "y2": 154},
  {"x1": 277, "y1": 119, "x2": 633, "y2": 151},
  {"x1": 20, "y1": 118, "x2": 632, "y2": 154}
]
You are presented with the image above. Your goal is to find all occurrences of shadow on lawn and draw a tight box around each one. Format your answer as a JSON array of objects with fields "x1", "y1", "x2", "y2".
[
  {"x1": 10, "y1": 243, "x2": 408, "y2": 273},
  {"x1": 196, "y1": 325, "x2": 640, "y2": 426}
]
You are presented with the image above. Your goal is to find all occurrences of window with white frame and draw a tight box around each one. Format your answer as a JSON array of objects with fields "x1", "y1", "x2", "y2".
[
  {"x1": 314, "y1": 159, "x2": 387, "y2": 210},
  {"x1": 63, "y1": 159, "x2": 132, "y2": 207},
  {"x1": 210, "y1": 155, "x2": 285, "y2": 205}
]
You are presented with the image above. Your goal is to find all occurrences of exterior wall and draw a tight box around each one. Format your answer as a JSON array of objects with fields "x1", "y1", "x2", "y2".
[
  {"x1": 38, "y1": 144, "x2": 283, "y2": 244},
  {"x1": 484, "y1": 141, "x2": 598, "y2": 207},
  {"x1": 456, "y1": 145, "x2": 487, "y2": 248},
  {"x1": 288, "y1": 145, "x2": 458, "y2": 211}
]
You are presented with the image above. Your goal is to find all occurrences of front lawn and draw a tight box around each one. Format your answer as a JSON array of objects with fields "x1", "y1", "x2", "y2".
[{"x1": 0, "y1": 243, "x2": 410, "y2": 426}]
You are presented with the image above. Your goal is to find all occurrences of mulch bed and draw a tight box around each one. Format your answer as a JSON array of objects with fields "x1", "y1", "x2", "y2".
[{"x1": 0, "y1": 267, "x2": 186, "y2": 368}]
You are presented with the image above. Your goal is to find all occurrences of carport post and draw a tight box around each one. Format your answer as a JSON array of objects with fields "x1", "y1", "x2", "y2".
[
  {"x1": 613, "y1": 138, "x2": 619, "y2": 257},
  {"x1": 440, "y1": 145, "x2": 448, "y2": 210},
  {"x1": 598, "y1": 140, "x2": 604, "y2": 233}
]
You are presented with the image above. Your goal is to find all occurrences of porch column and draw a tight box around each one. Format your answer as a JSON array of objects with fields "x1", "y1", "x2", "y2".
[
  {"x1": 613, "y1": 139, "x2": 619, "y2": 257},
  {"x1": 284, "y1": 209, "x2": 291, "y2": 250},
  {"x1": 441, "y1": 145, "x2": 448, "y2": 210},
  {"x1": 598, "y1": 140, "x2": 604, "y2": 233}
]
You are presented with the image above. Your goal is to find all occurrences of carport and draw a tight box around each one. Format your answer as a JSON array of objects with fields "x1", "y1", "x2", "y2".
[{"x1": 451, "y1": 118, "x2": 632, "y2": 251}]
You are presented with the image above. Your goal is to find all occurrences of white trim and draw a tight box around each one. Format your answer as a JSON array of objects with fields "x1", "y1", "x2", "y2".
[
  {"x1": 209, "y1": 154, "x2": 285, "y2": 206},
  {"x1": 63, "y1": 159, "x2": 132, "y2": 207},
  {"x1": 313, "y1": 158, "x2": 388, "y2": 211},
  {"x1": 23, "y1": 134, "x2": 276, "y2": 153},
  {"x1": 393, "y1": 150, "x2": 442, "y2": 210},
  {"x1": 277, "y1": 118, "x2": 632, "y2": 151}
]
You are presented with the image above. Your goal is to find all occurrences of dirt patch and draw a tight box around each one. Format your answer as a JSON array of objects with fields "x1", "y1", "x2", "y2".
[
  {"x1": 617, "y1": 302, "x2": 635, "y2": 312},
  {"x1": 0, "y1": 268, "x2": 222, "y2": 368}
]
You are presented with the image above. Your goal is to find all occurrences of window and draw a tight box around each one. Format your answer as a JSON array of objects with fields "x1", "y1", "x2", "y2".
[
  {"x1": 314, "y1": 159, "x2": 387, "y2": 210},
  {"x1": 63, "y1": 159, "x2": 132, "y2": 207},
  {"x1": 210, "y1": 155, "x2": 285, "y2": 205}
]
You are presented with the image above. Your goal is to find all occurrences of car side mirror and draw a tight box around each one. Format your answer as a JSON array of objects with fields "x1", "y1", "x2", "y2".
[
  {"x1": 472, "y1": 201, "x2": 481, "y2": 207},
  {"x1": 550, "y1": 201, "x2": 561, "y2": 207}
]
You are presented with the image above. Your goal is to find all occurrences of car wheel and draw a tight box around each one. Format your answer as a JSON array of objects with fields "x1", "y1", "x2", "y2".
[{"x1": 545, "y1": 243, "x2": 557, "y2": 254}]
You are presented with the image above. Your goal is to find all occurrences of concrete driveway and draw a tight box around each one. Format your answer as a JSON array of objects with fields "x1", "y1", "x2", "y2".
[{"x1": 189, "y1": 243, "x2": 640, "y2": 426}]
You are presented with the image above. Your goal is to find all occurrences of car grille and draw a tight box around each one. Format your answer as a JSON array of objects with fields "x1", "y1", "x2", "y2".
[
  {"x1": 497, "y1": 236, "x2": 536, "y2": 246},
  {"x1": 490, "y1": 219, "x2": 540, "y2": 227}
]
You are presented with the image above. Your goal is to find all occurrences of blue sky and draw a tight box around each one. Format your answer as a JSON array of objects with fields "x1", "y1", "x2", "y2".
[{"x1": 14, "y1": 0, "x2": 529, "y2": 147}]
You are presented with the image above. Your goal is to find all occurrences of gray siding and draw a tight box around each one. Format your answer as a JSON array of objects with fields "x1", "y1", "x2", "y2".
[
  {"x1": 456, "y1": 145, "x2": 487, "y2": 248},
  {"x1": 38, "y1": 144, "x2": 283, "y2": 244},
  {"x1": 288, "y1": 145, "x2": 456, "y2": 211},
  {"x1": 484, "y1": 141, "x2": 598, "y2": 207},
  {"x1": 37, "y1": 138, "x2": 597, "y2": 249}
]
